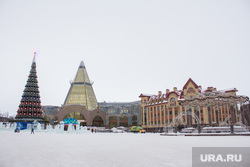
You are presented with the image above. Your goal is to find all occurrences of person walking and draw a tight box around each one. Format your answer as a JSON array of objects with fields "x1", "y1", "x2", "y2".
[{"x1": 31, "y1": 126, "x2": 34, "y2": 134}]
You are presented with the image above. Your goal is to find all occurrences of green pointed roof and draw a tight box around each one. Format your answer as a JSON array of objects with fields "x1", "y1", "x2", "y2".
[{"x1": 64, "y1": 61, "x2": 98, "y2": 110}]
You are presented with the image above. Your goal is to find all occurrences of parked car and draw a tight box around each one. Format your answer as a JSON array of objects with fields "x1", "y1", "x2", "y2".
[{"x1": 130, "y1": 126, "x2": 146, "y2": 133}]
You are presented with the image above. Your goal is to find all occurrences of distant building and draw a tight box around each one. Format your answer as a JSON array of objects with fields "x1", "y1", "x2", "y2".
[
  {"x1": 139, "y1": 78, "x2": 249, "y2": 132},
  {"x1": 55, "y1": 61, "x2": 105, "y2": 127},
  {"x1": 47, "y1": 61, "x2": 140, "y2": 127},
  {"x1": 99, "y1": 101, "x2": 140, "y2": 127},
  {"x1": 0, "y1": 116, "x2": 12, "y2": 123}
]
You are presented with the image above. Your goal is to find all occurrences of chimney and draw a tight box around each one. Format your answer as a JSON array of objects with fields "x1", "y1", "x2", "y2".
[
  {"x1": 158, "y1": 91, "x2": 162, "y2": 96},
  {"x1": 166, "y1": 89, "x2": 170, "y2": 94},
  {"x1": 173, "y1": 87, "x2": 177, "y2": 91}
]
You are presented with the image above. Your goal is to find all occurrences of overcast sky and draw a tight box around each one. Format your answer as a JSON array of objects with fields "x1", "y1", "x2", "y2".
[{"x1": 0, "y1": 0, "x2": 249, "y2": 116}]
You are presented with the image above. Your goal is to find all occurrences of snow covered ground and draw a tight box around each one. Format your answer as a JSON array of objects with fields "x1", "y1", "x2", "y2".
[{"x1": 0, "y1": 131, "x2": 250, "y2": 167}]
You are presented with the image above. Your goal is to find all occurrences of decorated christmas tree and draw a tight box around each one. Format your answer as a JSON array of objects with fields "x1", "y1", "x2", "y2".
[{"x1": 15, "y1": 53, "x2": 43, "y2": 121}]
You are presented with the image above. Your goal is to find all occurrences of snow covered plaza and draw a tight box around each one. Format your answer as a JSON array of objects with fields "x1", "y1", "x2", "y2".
[{"x1": 0, "y1": 131, "x2": 249, "y2": 167}]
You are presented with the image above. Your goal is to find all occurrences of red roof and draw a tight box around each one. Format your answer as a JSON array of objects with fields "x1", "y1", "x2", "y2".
[
  {"x1": 183, "y1": 78, "x2": 199, "y2": 90},
  {"x1": 166, "y1": 91, "x2": 179, "y2": 98},
  {"x1": 139, "y1": 94, "x2": 151, "y2": 98}
]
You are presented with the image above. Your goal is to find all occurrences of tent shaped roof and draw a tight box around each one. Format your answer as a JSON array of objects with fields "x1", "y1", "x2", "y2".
[{"x1": 64, "y1": 61, "x2": 98, "y2": 110}]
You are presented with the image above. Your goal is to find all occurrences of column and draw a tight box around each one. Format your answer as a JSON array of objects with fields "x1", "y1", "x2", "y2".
[
  {"x1": 185, "y1": 107, "x2": 188, "y2": 126},
  {"x1": 235, "y1": 104, "x2": 239, "y2": 122},
  {"x1": 208, "y1": 104, "x2": 212, "y2": 126},
  {"x1": 163, "y1": 105, "x2": 166, "y2": 125},
  {"x1": 156, "y1": 106, "x2": 158, "y2": 126},
  {"x1": 149, "y1": 108, "x2": 151, "y2": 126},
  {"x1": 142, "y1": 106, "x2": 145, "y2": 126},
  {"x1": 240, "y1": 104, "x2": 245, "y2": 125},
  {"x1": 185, "y1": 107, "x2": 190, "y2": 127},
  {"x1": 146, "y1": 108, "x2": 149, "y2": 126},
  {"x1": 106, "y1": 116, "x2": 109, "y2": 126},
  {"x1": 180, "y1": 106, "x2": 183, "y2": 126},
  {"x1": 226, "y1": 105, "x2": 230, "y2": 123},
  {"x1": 215, "y1": 106, "x2": 219, "y2": 126},
  {"x1": 220, "y1": 106, "x2": 223, "y2": 123},
  {"x1": 117, "y1": 117, "x2": 120, "y2": 126},
  {"x1": 160, "y1": 106, "x2": 162, "y2": 126},
  {"x1": 172, "y1": 107, "x2": 175, "y2": 126},
  {"x1": 167, "y1": 107, "x2": 170, "y2": 125},
  {"x1": 230, "y1": 104, "x2": 236, "y2": 125},
  {"x1": 187, "y1": 106, "x2": 192, "y2": 127},
  {"x1": 152, "y1": 107, "x2": 155, "y2": 126}
]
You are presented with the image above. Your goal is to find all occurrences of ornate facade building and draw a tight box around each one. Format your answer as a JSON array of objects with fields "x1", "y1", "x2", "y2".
[{"x1": 139, "y1": 78, "x2": 249, "y2": 132}]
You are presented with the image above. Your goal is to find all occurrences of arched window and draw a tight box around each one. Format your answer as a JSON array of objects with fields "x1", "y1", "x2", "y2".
[
  {"x1": 170, "y1": 97, "x2": 175, "y2": 102},
  {"x1": 170, "y1": 97, "x2": 176, "y2": 106}
]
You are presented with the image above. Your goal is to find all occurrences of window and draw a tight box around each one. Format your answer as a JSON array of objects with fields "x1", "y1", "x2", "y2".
[
  {"x1": 175, "y1": 111, "x2": 178, "y2": 115},
  {"x1": 170, "y1": 97, "x2": 176, "y2": 106},
  {"x1": 187, "y1": 87, "x2": 195, "y2": 93},
  {"x1": 170, "y1": 97, "x2": 175, "y2": 102},
  {"x1": 170, "y1": 111, "x2": 172, "y2": 115}
]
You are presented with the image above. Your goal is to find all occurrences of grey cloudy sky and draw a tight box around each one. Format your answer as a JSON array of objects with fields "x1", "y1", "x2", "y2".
[{"x1": 0, "y1": 0, "x2": 249, "y2": 116}]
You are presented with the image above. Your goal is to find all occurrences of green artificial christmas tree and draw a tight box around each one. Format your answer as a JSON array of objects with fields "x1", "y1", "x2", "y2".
[{"x1": 15, "y1": 53, "x2": 43, "y2": 121}]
